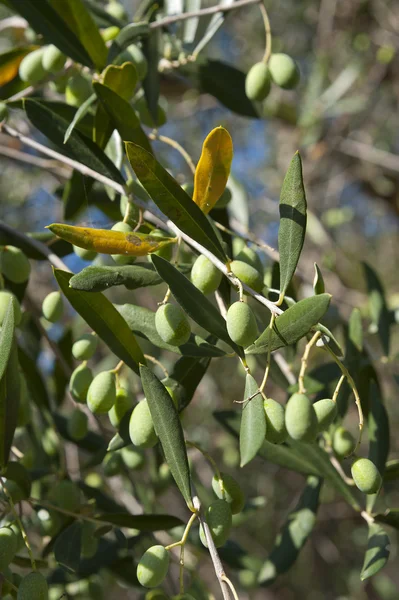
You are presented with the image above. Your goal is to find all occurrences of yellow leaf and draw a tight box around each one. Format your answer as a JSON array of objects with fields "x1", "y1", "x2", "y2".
[
  {"x1": 193, "y1": 126, "x2": 233, "y2": 214},
  {"x1": 47, "y1": 224, "x2": 176, "y2": 256}
]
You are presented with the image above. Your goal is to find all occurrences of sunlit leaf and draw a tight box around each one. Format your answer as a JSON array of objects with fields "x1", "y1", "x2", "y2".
[
  {"x1": 47, "y1": 223, "x2": 176, "y2": 256},
  {"x1": 193, "y1": 127, "x2": 233, "y2": 214},
  {"x1": 360, "y1": 523, "x2": 390, "y2": 581},
  {"x1": 240, "y1": 374, "x2": 266, "y2": 467},
  {"x1": 69, "y1": 263, "x2": 164, "y2": 292}
]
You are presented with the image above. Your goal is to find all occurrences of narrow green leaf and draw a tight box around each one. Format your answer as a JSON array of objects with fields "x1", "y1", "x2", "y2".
[
  {"x1": 94, "y1": 513, "x2": 183, "y2": 531},
  {"x1": 54, "y1": 521, "x2": 82, "y2": 573},
  {"x1": 64, "y1": 93, "x2": 96, "y2": 144},
  {"x1": 0, "y1": 341, "x2": 20, "y2": 470},
  {"x1": 151, "y1": 255, "x2": 242, "y2": 355},
  {"x1": 313, "y1": 263, "x2": 325, "y2": 294},
  {"x1": 8, "y1": 0, "x2": 93, "y2": 66},
  {"x1": 240, "y1": 374, "x2": 266, "y2": 467},
  {"x1": 247, "y1": 294, "x2": 331, "y2": 354},
  {"x1": 63, "y1": 171, "x2": 93, "y2": 221},
  {"x1": 18, "y1": 346, "x2": 51, "y2": 411},
  {"x1": 367, "y1": 380, "x2": 389, "y2": 512},
  {"x1": 54, "y1": 269, "x2": 145, "y2": 374},
  {"x1": 3, "y1": 462, "x2": 31, "y2": 498},
  {"x1": 125, "y1": 143, "x2": 227, "y2": 262},
  {"x1": 258, "y1": 476, "x2": 322, "y2": 585},
  {"x1": 140, "y1": 365, "x2": 193, "y2": 509},
  {"x1": 0, "y1": 298, "x2": 14, "y2": 382},
  {"x1": 117, "y1": 302, "x2": 226, "y2": 358},
  {"x1": 363, "y1": 262, "x2": 391, "y2": 356},
  {"x1": 360, "y1": 523, "x2": 390, "y2": 581},
  {"x1": 24, "y1": 99, "x2": 125, "y2": 185},
  {"x1": 170, "y1": 353, "x2": 212, "y2": 412},
  {"x1": 278, "y1": 152, "x2": 307, "y2": 301},
  {"x1": 384, "y1": 460, "x2": 399, "y2": 481},
  {"x1": 107, "y1": 22, "x2": 150, "y2": 64},
  {"x1": 142, "y1": 25, "x2": 160, "y2": 124},
  {"x1": 70, "y1": 264, "x2": 163, "y2": 292},
  {"x1": 93, "y1": 82, "x2": 152, "y2": 153},
  {"x1": 348, "y1": 307, "x2": 363, "y2": 353}
]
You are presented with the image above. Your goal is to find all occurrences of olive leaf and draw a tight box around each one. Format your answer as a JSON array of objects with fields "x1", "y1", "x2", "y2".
[
  {"x1": 278, "y1": 152, "x2": 307, "y2": 303},
  {"x1": 313, "y1": 263, "x2": 325, "y2": 294},
  {"x1": 0, "y1": 298, "x2": 15, "y2": 382},
  {"x1": 239, "y1": 374, "x2": 266, "y2": 467},
  {"x1": 69, "y1": 264, "x2": 165, "y2": 292},
  {"x1": 360, "y1": 523, "x2": 390, "y2": 581},
  {"x1": 94, "y1": 513, "x2": 183, "y2": 531},
  {"x1": 54, "y1": 521, "x2": 82, "y2": 573},
  {"x1": 0, "y1": 340, "x2": 20, "y2": 470}
]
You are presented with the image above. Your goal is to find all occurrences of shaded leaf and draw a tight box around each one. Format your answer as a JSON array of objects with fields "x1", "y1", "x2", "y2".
[
  {"x1": 170, "y1": 352, "x2": 212, "y2": 412},
  {"x1": 361, "y1": 523, "x2": 390, "y2": 581},
  {"x1": 64, "y1": 93, "x2": 96, "y2": 144},
  {"x1": 384, "y1": 460, "x2": 399, "y2": 481},
  {"x1": 125, "y1": 143, "x2": 227, "y2": 262},
  {"x1": 258, "y1": 476, "x2": 322, "y2": 585},
  {"x1": 363, "y1": 262, "x2": 391, "y2": 356},
  {"x1": 240, "y1": 374, "x2": 266, "y2": 467},
  {"x1": 70, "y1": 263, "x2": 164, "y2": 292},
  {"x1": 193, "y1": 127, "x2": 233, "y2": 213},
  {"x1": 278, "y1": 152, "x2": 307, "y2": 302},
  {"x1": 107, "y1": 22, "x2": 150, "y2": 64},
  {"x1": 247, "y1": 294, "x2": 331, "y2": 354},
  {"x1": 375, "y1": 510, "x2": 399, "y2": 531},
  {"x1": 0, "y1": 224, "x2": 72, "y2": 260},
  {"x1": 95, "y1": 512, "x2": 183, "y2": 530},
  {"x1": 118, "y1": 303, "x2": 226, "y2": 357},
  {"x1": 8, "y1": 0, "x2": 93, "y2": 66},
  {"x1": 0, "y1": 340, "x2": 20, "y2": 470},
  {"x1": 18, "y1": 346, "x2": 51, "y2": 411},
  {"x1": 62, "y1": 171, "x2": 93, "y2": 221},
  {"x1": 54, "y1": 269, "x2": 145, "y2": 374},
  {"x1": 348, "y1": 307, "x2": 363, "y2": 353},
  {"x1": 0, "y1": 298, "x2": 14, "y2": 382},
  {"x1": 3, "y1": 462, "x2": 31, "y2": 498},
  {"x1": 140, "y1": 365, "x2": 193, "y2": 509},
  {"x1": 54, "y1": 521, "x2": 82, "y2": 573},
  {"x1": 142, "y1": 24, "x2": 160, "y2": 125}
]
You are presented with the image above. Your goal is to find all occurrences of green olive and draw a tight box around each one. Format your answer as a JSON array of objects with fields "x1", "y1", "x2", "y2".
[
  {"x1": 137, "y1": 545, "x2": 170, "y2": 588},
  {"x1": 67, "y1": 408, "x2": 88, "y2": 441},
  {"x1": 191, "y1": 255, "x2": 223, "y2": 295},
  {"x1": 19, "y1": 48, "x2": 46, "y2": 83},
  {"x1": 17, "y1": 571, "x2": 48, "y2": 600},
  {"x1": 121, "y1": 445, "x2": 145, "y2": 470},
  {"x1": 42, "y1": 45, "x2": 66, "y2": 73},
  {"x1": 72, "y1": 333, "x2": 98, "y2": 361},
  {"x1": 129, "y1": 399, "x2": 158, "y2": 448},
  {"x1": 263, "y1": 397, "x2": 287, "y2": 444},
  {"x1": 268, "y1": 53, "x2": 300, "y2": 89},
  {"x1": 87, "y1": 371, "x2": 117, "y2": 414},
  {"x1": 42, "y1": 291, "x2": 63, "y2": 323},
  {"x1": 111, "y1": 221, "x2": 136, "y2": 265},
  {"x1": 108, "y1": 387, "x2": 134, "y2": 428},
  {"x1": 226, "y1": 301, "x2": 258, "y2": 347},
  {"x1": 0, "y1": 291, "x2": 21, "y2": 326},
  {"x1": 351, "y1": 458, "x2": 382, "y2": 494},
  {"x1": 245, "y1": 62, "x2": 271, "y2": 101},
  {"x1": 235, "y1": 246, "x2": 263, "y2": 275},
  {"x1": 155, "y1": 304, "x2": 191, "y2": 347},
  {"x1": 199, "y1": 500, "x2": 232, "y2": 548},
  {"x1": 73, "y1": 245, "x2": 97, "y2": 261},
  {"x1": 211, "y1": 472, "x2": 245, "y2": 514},
  {"x1": 285, "y1": 393, "x2": 318, "y2": 442},
  {"x1": 49, "y1": 480, "x2": 81, "y2": 512},
  {"x1": 230, "y1": 260, "x2": 264, "y2": 292},
  {"x1": 69, "y1": 363, "x2": 93, "y2": 403},
  {"x1": 313, "y1": 398, "x2": 337, "y2": 431},
  {"x1": 0, "y1": 245, "x2": 31, "y2": 283},
  {"x1": 332, "y1": 426, "x2": 355, "y2": 458},
  {"x1": 65, "y1": 73, "x2": 92, "y2": 107}
]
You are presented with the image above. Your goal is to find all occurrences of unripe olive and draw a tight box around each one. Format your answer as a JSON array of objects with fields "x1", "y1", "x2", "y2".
[
  {"x1": 2, "y1": 480, "x2": 25, "y2": 504},
  {"x1": 226, "y1": 301, "x2": 258, "y2": 347},
  {"x1": 81, "y1": 522, "x2": 98, "y2": 558},
  {"x1": 120, "y1": 45, "x2": 148, "y2": 80},
  {"x1": 18, "y1": 48, "x2": 46, "y2": 83},
  {"x1": 0, "y1": 102, "x2": 8, "y2": 122},
  {"x1": 230, "y1": 260, "x2": 263, "y2": 292},
  {"x1": 129, "y1": 399, "x2": 158, "y2": 448},
  {"x1": 147, "y1": 229, "x2": 173, "y2": 262},
  {"x1": 245, "y1": 62, "x2": 271, "y2": 101},
  {"x1": 191, "y1": 255, "x2": 222, "y2": 295},
  {"x1": 137, "y1": 545, "x2": 170, "y2": 588},
  {"x1": 42, "y1": 45, "x2": 66, "y2": 73},
  {"x1": 100, "y1": 25, "x2": 120, "y2": 42},
  {"x1": 268, "y1": 53, "x2": 300, "y2": 89},
  {"x1": 0, "y1": 527, "x2": 18, "y2": 569},
  {"x1": 211, "y1": 472, "x2": 245, "y2": 514},
  {"x1": 146, "y1": 590, "x2": 170, "y2": 600},
  {"x1": 65, "y1": 73, "x2": 92, "y2": 107},
  {"x1": 67, "y1": 408, "x2": 88, "y2": 441},
  {"x1": 69, "y1": 363, "x2": 93, "y2": 403},
  {"x1": 351, "y1": 458, "x2": 382, "y2": 494},
  {"x1": 0, "y1": 246, "x2": 31, "y2": 283},
  {"x1": 215, "y1": 187, "x2": 232, "y2": 209},
  {"x1": 17, "y1": 571, "x2": 48, "y2": 600},
  {"x1": 134, "y1": 96, "x2": 167, "y2": 127},
  {"x1": 49, "y1": 480, "x2": 81, "y2": 512},
  {"x1": 17, "y1": 373, "x2": 31, "y2": 428},
  {"x1": 199, "y1": 500, "x2": 232, "y2": 548},
  {"x1": 333, "y1": 426, "x2": 355, "y2": 458},
  {"x1": 285, "y1": 393, "x2": 318, "y2": 442},
  {"x1": 111, "y1": 221, "x2": 135, "y2": 265},
  {"x1": 105, "y1": 1, "x2": 126, "y2": 20},
  {"x1": 87, "y1": 371, "x2": 117, "y2": 414},
  {"x1": 42, "y1": 428, "x2": 59, "y2": 456},
  {"x1": 73, "y1": 245, "x2": 97, "y2": 261},
  {"x1": 42, "y1": 291, "x2": 63, "y2": 323},
  {"x1": 103, "y1": 452, "x2": 123, "y2": 477},
  {"x1": 161, "y1": 377, "x2": 180, "y2": 410},
  {"x1": 263, "y1": 397, "x2": 287, "y2": 444},
  {"x1": 155, "y1": 304, "x2": 191, "y2": 347},
  {"x1": 313, "y1": 398, "x2": 337, "y2": 431},
  {"x1": 121, "y1": 445, "x2": 145, "y2": 470},
  {"x1": 0, "y1": 291, "x2": 21, "y2": 326},
  {"x1": 72, "y1": 333, "x2": 98, "y2": 360},
  {"x1": 108, "y1": 387, "x2": 134, "y2": 428},
  {"x1": 235, "y1": 246, "x2": 263, "y2": 275}
]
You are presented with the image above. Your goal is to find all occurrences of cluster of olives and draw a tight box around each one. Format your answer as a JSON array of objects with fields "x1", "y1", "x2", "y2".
[{"x1": 245, "y1": 53, "x2": 300, "y2": 102}]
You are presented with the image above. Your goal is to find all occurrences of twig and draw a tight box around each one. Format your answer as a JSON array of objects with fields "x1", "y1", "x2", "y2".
[
  {"x1": 259, "y1": 312, "x2": 276, "y2": 393},
  {"x1": 298, "y1": 331, "x2": 322, "y2": 394},
  {"x1": 332, "y1": 374, "x2": 346, "y2": 403},
  {"x1": 149, "y1": 132, "x2": 196, "y2": 175},
  {"x1": 259, "y1": 2, "x2": 272, "y2": 63},
  {"x1": 0, "y1": 143, "x2": 71, "y2": 179}
]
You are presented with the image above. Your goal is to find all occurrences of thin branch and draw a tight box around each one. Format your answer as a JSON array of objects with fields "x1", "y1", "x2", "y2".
[
  {"x1": 0, "y1": 142, "x2": 71, "y2": 179},
  {"x1": 149, "y1": 0, "x2": 261, "y2": 29},
  {"x1": 149, "y1": 132, "x2": 196, "y2": 175}
]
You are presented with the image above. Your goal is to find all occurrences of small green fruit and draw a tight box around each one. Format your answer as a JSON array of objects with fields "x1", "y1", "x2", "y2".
[
  {"x1": 0, "y1": 102, "x2": 9, "y2": 121},
  {"x1": 0, "y1": 527, "x2": 18, "y2": 569},
  {"x1": 333, "y1": 426, "x2": 355, "y2": 458},
  {"x1": 313, "y1": 398, "x2": 337, "y2": 431},
  {"x1": 264, "y1": 397, "x2": 287, "y2": 444},
  {"x1": 19, "y1": 48, "x2": 46, "y2": 83},
  {"x1": 73, "y1": 245, "x2": 97, "y2": 261},
  {"x1": 105, "y1": 1, "x2": 126, "y2": 20},
  {"x1": 111, "y1": 221, "x2": 135, "y2": 265},
  {"x1": 72, "y1": 333, "x2": 98, "y2": 360},
  {"x1": 42, "y1": 291, "x2": 63, "y2": 323},
  {"x1": 245, "y1": 62, "x2": 271, "y2": 101},
  {"x1": 67, "y1": 408, "x2": 88, "y2": 441},
  {"x1": 137, "y1": 545, "x2": 170, "y2": 588},
  {"x1": 230, "y1": 260, "x2": 264, "y2": 292},
  {"x1": 285, "y1": 393, "x2": 318, "y2": 442},
  {"x1": 65, "y1": 73, "x2": 92, "y2": 107},
  {"x1": 268, "y1": 53, "x2": 300, "y2": 89},
  {"x1": 100, "y1": 26, "x2": 120, "y2": 42},
  {"x1": 155, "y1": 304, "x2": 191, "y2": 347},
  {"x1": 0, "y1": 291, "x2": 21, "y2": 326},
  {"x1": 119, "y1": 45, "x2": 148, "y2": 80},
  {"x1": 351, "y1": 458, "x2": 382, "y2": 494},
  {"x1": 17, "y1": 571, "x2": 48, "y2": 600},
  {"x1": 121, "y1": 445, "x2": 145, "y2": 470},
  {"x1": 145, "y1": 590, "x2": 170, "y2": 600},
  {"x1": 200, "y1": 500, "x2": 232, "y2": 548},
  {"x1": 87, "y1": 371, "x2": 117, "y2": 414},
  {"x1": 108, "y1": 387, "x2": 134, "y2": 428},
  {"x1": 191, "y1": 255, "x2": 223, "y2": 295},
  {"x1": 235, "y1": 247, "x2": 263, "y2": 275},
  {"x1": 49, "y1": 480, "x2": 81, "y2": 512},
  {"x1": 69, "y1": 363, "x2": 93, "y2": 403},
  {"x1": 226, "y1": 301, "x2": 258, "y2": 347},
  {"x1": 103, "y1": 452, "x2": 123, "y2": 477},
  {"x1": 42, "y1": 45, "x2": 66, "y2": 73},
  {"x1": 0, "y1": 246, "x2": 31, "y2": 283},
  {"x1": 215, "y1": 187, "x2": 232, "y2": 209},
  {"x1": 211, "y1": 472, "x2": 245, "y2": 514},
  {"x1": 129, "y1": 399, "x2": 158, "y2": 448}
]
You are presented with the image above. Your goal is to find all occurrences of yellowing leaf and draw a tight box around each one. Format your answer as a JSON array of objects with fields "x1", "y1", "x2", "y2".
[
  {"x1": 101, "y1": 62, "x2": 138, "y2": 101},
  {"x1": 193, "y1": 126, "x2": 233, "y2": 213},
  {"x1": 47, "y1": 223, "x2": 176, "y2": 256}
]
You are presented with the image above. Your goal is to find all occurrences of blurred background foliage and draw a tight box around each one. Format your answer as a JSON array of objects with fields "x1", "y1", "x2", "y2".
[{"x1": 0, "y1": 0, "x2": 398, "y2": 599}]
